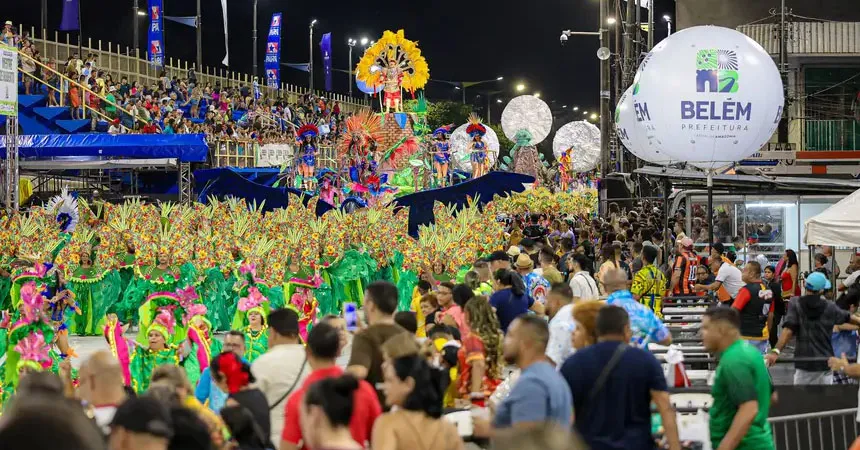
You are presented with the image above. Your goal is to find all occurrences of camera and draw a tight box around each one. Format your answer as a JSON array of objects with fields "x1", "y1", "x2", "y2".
[{"x1": 560, "y1": 31, "x2": 569, "y2": 45}]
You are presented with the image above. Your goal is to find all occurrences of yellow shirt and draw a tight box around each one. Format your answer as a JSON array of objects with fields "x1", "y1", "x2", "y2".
[{"x1": 411, "y1": 286, "x2": 426, "y2": 338}]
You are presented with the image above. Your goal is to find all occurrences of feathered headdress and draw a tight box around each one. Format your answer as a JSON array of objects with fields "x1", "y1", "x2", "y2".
[
  {"x1": 338, "y1": 109, "x2": 383, "y2": 157},
  {"x1": 46, "y1": 188, "x2": 80, "y2": 234},
  {"x1": 147, "y1": 309, "x2": 176, "y2": 340},
  {"x1": 15, "y1": 330, "x2": 52, "y2": 373},
  {"x1": 466, "y1": 113, "x2": 487, "y2": 138},
  {"x1": 433, "y1": 125, "x2": 453, "y2": 137},
  {"x1": 297, "y1": 124, "x2": 320, "y2": 140}
]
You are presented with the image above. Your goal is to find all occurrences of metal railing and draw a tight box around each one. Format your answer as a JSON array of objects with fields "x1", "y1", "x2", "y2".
[
  {"x1": 805, "y1": 119, "x2": 860, "y2": 151},
  {"x1": 20, "y1": 25, "x2": 369, "y2": 114},
  {"x1": 770, "y1": 408, "x2": 858, "y2": 450},
  {"x1": 17, "y1": 50, "x2": 142, "y2": 130},
  {"x1": 207, "y1": 141, "x2": 340, "y2": 171}
]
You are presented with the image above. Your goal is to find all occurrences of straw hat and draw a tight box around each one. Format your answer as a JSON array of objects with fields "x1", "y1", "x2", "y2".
[
  {"x1": 506, "y1": 246, "x2": 521, "y2": 258},
  {"x1": 515, "y1": 253, "x2": 534, "y2": 270}
]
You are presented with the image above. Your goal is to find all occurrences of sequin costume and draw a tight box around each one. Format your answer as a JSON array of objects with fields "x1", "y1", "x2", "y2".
[
  {"x1": 356, "y1": 30, "x2": 429, "y2": 114},
  {"x1": 129, "y1": 309, "x2": 180, "y2": 393}
]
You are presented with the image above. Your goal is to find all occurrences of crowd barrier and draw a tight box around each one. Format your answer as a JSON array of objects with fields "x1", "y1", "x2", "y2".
[{"x1": 207, "y1": 140, "x2": 340, "y2": 171}]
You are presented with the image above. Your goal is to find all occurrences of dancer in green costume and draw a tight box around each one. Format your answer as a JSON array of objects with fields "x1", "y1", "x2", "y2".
[{"x1": 129, "y1": 309, "x2": 180, "y2": 393}]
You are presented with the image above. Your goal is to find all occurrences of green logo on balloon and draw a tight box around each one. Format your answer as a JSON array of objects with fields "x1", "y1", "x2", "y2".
[{"x1": 695, "y1": 49, "x2": 739, "y2": 93}]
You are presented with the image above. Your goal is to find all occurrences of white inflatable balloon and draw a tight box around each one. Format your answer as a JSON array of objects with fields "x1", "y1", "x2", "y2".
[
  {"x1": 631, "y1": 25, "x2": 784, "y2": 170},
  {"x1": 615, "y1": 85, "x2": 672, "y2": 165}
]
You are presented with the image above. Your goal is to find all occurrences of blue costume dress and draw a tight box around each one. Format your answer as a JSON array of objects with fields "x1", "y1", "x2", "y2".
[
  {"x1": 434, "y1": 142, "x2": 451, "y2": 164},
  {"x1": 302, "y1": 142, "x2": 316, "y2": 167},
  {"x1": 470, "y1": 141, "x2": 487, "y2": 163}
]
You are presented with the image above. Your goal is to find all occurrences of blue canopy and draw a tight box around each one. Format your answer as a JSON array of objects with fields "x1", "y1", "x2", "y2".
[{"x1": 0, "y1": 134, "x2": 209, "y2": 162}]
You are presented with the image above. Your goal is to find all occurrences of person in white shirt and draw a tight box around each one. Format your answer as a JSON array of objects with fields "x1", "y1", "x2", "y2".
[
  {"x1": 76, "y1": 350, "x2": 128, "y2": 435},
  {"x1": 567, "y1": 253, "x2": 599, "y2": 302},
  {"x1": 695, "y1": 259, "x2": 745, "y2": 303},
  {"x1": 108, "y1": 120, "x2": 124, "y2": 135},
  {"x1": 251, "y1": 308, "x2": 310, "y2": 448},
  {"x1": 545, "y1": 283, "x2": 576, "y2": 366}
]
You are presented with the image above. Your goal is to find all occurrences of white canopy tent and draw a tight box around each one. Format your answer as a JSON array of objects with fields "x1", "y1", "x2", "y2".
[{"x1": 803, "y1": 188, "x2": 860, "y2": 247}]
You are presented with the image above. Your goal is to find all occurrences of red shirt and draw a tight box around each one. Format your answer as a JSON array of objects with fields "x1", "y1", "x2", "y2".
[{"x1": 281, "y1": 366, "x2": 381, "y2": 449}]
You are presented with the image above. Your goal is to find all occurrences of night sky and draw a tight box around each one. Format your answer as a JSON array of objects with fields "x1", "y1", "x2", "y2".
[{"x1": 2, "y1": 0, "x2": 674, "y2": 120}]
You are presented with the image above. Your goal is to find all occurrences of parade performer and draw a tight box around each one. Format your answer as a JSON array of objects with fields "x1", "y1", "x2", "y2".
[
  {"x1": 296, "y1": 124, "x2": 320, "y2": 190},
  {"x1": 3, "y1": 281, "x2": 56, "y2": 402},
  {"x1": 120, "y1": 204, "x2": 197, "y2": 339},
  {"x1": 56, "y1": 229, "x2": 122, "y2": 337},
  {"x1": 103, "y1": 313, "x2": 132, "y2": 386},
  {"x1": 0, "y1": 215, "x2": 18, "y2": 312},
  {"x1": 233, "y1": 286, "x2": 270, "y2": 362},
  {"x1": 288, "y1": 272, "x2": 322, "y2": 342},
  {"x1": 432, "y1": 125, "x2": 453, "y2": 186},
  {"x1": 467, "y1": 114, "x2": 490, "y2": 178},
  {"x1": 182, "y1": 300, "x2": 222, "y2": 387},
  {"x1": 231, "y1": 238, "x2": 286, "y2": 319},
  {"x1": 356, "y1": 30, "x2": 429, "y2": 114},
  {"x1": 558, "y1": 148, "x2": 573, "y2": 192},
  {"x1": 192, "y1": 209, "x2": 233, "y2": 332},
  {"x1": 129, "y1": 309, "x2": 180, "y2": 393},
  {"x1": 317, "y1": 169, "x2": 341, "y2": 207}
]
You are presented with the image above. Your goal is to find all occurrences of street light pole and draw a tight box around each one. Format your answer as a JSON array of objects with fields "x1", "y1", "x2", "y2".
[
  {"x1": 309, "y1": 20, "x2": 316, "y2": 93},
  {"x1": 599, "y1": 0, "x2": 612, "y2": 199},
  {"x1": 252, "y1": 0, "x2": 258, "y2": 77},
  {"x1": 133, "y1": 0, "x2": 140, "y2": 53},
  {"x1": 347, "y1": 39, "x2": 356, "y2": 98},
  {"x1": 196, "y1": 0, "x2": 202, "y2": 69},
  {"x1": 41, "y1": 0, "x2": 47, "y2": 36},
  {"x1": 462, "y1": 84, "x2": 466, "y2": 105}
]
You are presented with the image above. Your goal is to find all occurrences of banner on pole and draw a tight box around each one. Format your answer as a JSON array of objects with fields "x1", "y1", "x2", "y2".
[
  {"x1": 264, "y1": 13, "x2": 283, "y2": 88},
  {"x1": 164, "y1": 16, "x2": 198, "y2": 28},
  {"x1": 59, "y1": 0, "x2": 80, "y2": 31},
  {"x1": 0, "y1": 44, "x2": 18, "y2": 117},
  {"x1": 147, "y1": 0, "x2": 165, "y2": 66},
  {"x1": 320, "y1": 32, "x2": 332, "y2": 92}
]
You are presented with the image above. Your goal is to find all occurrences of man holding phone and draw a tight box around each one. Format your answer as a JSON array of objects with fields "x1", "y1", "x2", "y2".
[{"x1": 347, "y1": 281, "x2": 408, "y2": 405}]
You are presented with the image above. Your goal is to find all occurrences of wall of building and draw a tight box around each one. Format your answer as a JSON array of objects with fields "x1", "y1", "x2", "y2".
[{"x1": 677, "y1": 0, "x2": 860, "y2": 30}]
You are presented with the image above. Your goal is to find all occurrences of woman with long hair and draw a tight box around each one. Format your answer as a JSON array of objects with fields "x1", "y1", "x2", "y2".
[
  {"x1": 596, "y1": 243, "x2": 619, "y2": 295},
  {"x1": 373, "y1": 334, "x2": 464, "y2": 450},
  {"x1": 781, "y1": 249, "x2": 801, "y2": 299},
  {"x1": 489, "y1": 269, "x2": 543, "y2": 333},
  {"x1": 301, "y1": 375, "x2": 364, "y2": 450},
  {"x1": 458, "y1": 296, "x2": 504, "y2": 408},
  {"x1": 210, "y1": 351, "x2": 273, "y2": 448}
]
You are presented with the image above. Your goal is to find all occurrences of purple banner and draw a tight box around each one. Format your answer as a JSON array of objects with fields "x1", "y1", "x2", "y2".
[
  {"x1": 59, "y1": 0, "x2": 80, "y2": 31},
  {"x1": 320, "y1": 32, "x2": 332, "y2": 92}
]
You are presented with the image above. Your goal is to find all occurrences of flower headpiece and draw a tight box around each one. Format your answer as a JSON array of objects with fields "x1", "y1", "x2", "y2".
[
  {"x1": 183, "y1": 303, "x2": 209, "y2": 327},
  {"x1": 15, "y1": 330, "x2": 52, "y2": 372},
  {"x1": 466, "y1": 113, "x2": 487, "y2": 138},
  {"x1": 238, "y1": 286, "x2": 268, "y2": 317},
  {"x1": 147, "y1": 309, "x2": 176, "y2": 340},
  {"x1": 19, "y1": 281, "x2": 47, "y2": 325}
]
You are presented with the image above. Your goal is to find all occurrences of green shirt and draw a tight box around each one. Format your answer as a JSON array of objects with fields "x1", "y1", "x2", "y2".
[{"x1": 710, "y1": 340, "x2": 774, "y2": 450}]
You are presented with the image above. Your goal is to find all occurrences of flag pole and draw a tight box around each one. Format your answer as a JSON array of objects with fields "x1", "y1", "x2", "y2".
[{"x1": 77, "y1": 0, "x2": 83, "y2": 55}]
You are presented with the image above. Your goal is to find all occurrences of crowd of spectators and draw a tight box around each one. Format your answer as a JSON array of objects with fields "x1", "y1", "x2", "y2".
[{"x1": 4, "y1": 20, "x2": 349, "y2": 146}]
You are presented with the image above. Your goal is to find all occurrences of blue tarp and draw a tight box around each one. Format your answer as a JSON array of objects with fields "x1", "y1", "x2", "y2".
[
  {"x1": 392, "y1": 171, "x2": 535, "y2": 237},
  {"x1": 196, "y1": 168, "x2": 534, "y2": 237},
  {"x1": 0, "y1": 134, "x2": 209, "y2": 162},
  {"x1": 195, "y1": 168, "x2": 335, "y2": 216}
]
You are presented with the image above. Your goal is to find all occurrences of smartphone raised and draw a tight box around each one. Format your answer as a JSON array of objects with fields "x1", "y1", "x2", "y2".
[{"x1": 344, "y1": 302, "x2": 358, "y2": 332}]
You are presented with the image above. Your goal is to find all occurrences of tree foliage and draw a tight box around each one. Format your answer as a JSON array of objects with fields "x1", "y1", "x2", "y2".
[{"x1": 425, "y1": 101, "x2": 472, "y2": 131}]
